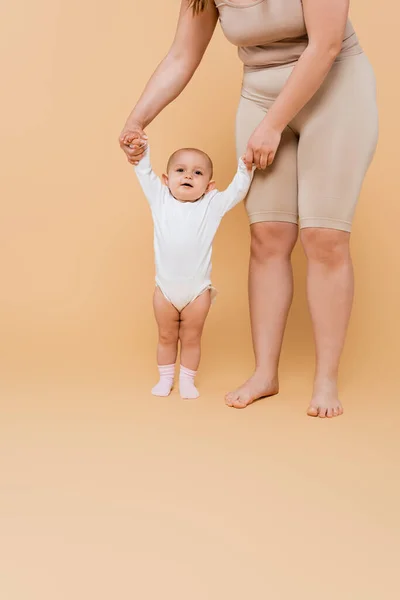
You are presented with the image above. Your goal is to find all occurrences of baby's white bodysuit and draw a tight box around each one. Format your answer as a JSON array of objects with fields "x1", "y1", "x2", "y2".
[{"x1": 134, "y1": 149, "x2": 253, "y2": 311}]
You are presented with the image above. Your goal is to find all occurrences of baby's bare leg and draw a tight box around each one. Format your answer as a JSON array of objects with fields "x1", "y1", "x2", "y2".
[
  {"x1": 152, "y1": 288, "x2": 180, "y2": 396},
  {"x1": 153, "y1": 287, "x2": 180, "y2": 364},
  {"x1": 179, "y1": 290, "x2": 211, "y2": 370},
  {"x1": 179, "y1": 290, "x2": 211, "y2": 398}
]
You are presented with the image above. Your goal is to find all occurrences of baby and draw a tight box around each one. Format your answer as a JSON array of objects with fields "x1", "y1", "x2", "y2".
[{"x1": 134, "y1": 144, "x2": 253, "y2": 399}]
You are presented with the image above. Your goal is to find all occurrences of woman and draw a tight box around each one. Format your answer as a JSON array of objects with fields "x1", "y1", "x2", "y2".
[{"x1": 119, "y1": 0, "x2": 378, "y2": 418}]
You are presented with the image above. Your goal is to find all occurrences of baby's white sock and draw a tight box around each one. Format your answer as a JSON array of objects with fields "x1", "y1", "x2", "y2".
[
  {"x1": 152, "y1": 364, "x2": 175, "y2": 397},
  {"x1": 179, "y1": 365, "x2": 199, "y2": 399}
]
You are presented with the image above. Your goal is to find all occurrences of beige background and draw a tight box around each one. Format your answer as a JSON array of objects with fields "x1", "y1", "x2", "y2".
[{"x1": 0, "y1": 1, "x2": 399, "y2": 598}]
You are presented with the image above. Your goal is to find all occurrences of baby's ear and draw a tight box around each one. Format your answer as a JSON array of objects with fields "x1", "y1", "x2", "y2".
[
  {"x1": 207, "y1": 180, "x2": 216, "y2": 192},
  {"x1": 162, "y1": 174, "x2": 169, "y2": 186}
]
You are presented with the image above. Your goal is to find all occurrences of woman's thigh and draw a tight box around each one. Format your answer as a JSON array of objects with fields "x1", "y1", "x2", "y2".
[
  {"x1": 236, "y1": 95, "x2": 299, "y2": 226},
  {"x1": 294, "y1": 53, "x2": 379, "y2": 232}
]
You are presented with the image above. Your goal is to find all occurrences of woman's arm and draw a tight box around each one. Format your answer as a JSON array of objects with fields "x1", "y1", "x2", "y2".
[
  {"x1": 266, "y1": 0, "x2": 349, "y2": 131},
  {"x1": 246, "y1": 0, "x2": 350, "y2": 169},
  {"x1": 120, "y1": 0, "x2": 218, "y2": 164}
]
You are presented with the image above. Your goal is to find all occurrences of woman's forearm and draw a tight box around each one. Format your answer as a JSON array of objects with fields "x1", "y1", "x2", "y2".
[
  {"x1": 125, "y1": 53, "x2": 200, "y2": 130},
  {"x1": 265, "y1": 43, "x2": 341, "y2": 132},
  {"x1": 122, "y1": 0, "x2": 218, "y2": 138}
]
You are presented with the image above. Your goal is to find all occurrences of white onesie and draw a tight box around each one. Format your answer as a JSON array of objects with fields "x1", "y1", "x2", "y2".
[{"x1": 134, "y1": 148, "x2": 253, "y2": 312}]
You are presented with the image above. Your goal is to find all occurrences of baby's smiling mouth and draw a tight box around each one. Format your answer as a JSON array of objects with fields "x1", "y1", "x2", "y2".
[{"x1": 181, "y1": 182, "x2": 193, "y2": 188}]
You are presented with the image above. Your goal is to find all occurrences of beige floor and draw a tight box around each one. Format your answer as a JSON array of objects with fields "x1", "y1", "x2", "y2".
[
  {"x1": 1, "y1": 355, "x2": 399, "y2": 600},
  {"x1": 1, "y1": 1, "x2": 398, "y2": 596}
]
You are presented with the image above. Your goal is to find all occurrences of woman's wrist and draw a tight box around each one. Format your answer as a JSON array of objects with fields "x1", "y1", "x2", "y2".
[
  {"x1": 262, "y1": 111, "x2": 286, "y2": 135},
  {"x1": 125, "y1": 112, "x2": 146, "y2": 132}
]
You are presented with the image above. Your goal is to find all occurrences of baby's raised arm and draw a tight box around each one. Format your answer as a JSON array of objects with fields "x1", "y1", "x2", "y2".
[
  {"x1": 134, "y1": 146, "x2": 165, "y2": 206},
  {"x1": 214, "y1": 158, "x2": 254, "y2": 215}
]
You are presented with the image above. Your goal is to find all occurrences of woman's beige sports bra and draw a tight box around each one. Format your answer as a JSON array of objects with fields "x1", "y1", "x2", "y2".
[{"x1": 214, "y1": 0, "x2": 362, "y2": 69}]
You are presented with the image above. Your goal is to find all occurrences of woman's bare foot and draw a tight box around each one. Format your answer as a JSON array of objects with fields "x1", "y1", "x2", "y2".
[
  {"x1": 307, "y1": 379, "x2": 343, "y2": 418},
  {"x1": 225, "y1": 371, "x2": 279, "y2": 409}
]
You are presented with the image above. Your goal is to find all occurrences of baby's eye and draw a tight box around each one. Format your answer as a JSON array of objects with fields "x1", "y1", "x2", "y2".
[
  {"x1": 195, "y1": 171, "x2": 203, "y2": 176},
  {"x1": 176, "y1": 168, "x2": 184, "y2": 173}
]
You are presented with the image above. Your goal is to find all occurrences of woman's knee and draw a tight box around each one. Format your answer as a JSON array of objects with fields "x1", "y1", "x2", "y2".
[
  {"x1": 250, "y1": 222, "x2": 298, "y2": 262},
  {"x1": 301, "y1": 228, "x2": 351, "y2": 266}
]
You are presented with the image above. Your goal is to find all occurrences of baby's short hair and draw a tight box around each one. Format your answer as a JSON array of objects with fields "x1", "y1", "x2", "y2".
[{"x1": 167, "y1": 148, "x2": 214, "y2": 178}]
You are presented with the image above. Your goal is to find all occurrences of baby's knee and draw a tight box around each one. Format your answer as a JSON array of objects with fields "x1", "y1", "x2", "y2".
[
  {"x1": 159, "y1": 328, "x2": 179, "y2": 346},
  {"x1": 179, "y1": 325, "x2": 202, "y2": 347}
]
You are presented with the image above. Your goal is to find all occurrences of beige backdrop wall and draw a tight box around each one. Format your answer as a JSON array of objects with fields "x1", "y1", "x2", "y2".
[
  {"x1": 1, "y1": 4, "x2": 400, "y2": 600},
  {"x1": 0, "y1": 0, "x2": 398, "y2": 390}
]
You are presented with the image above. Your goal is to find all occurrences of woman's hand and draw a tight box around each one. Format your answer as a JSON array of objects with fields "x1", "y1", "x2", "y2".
[
  {"x1": 245, "y1": 120, "x2": 282, "y2": 170},
  {"x1": 119, "y1": 123, "x2": 148, "y2": 165}
]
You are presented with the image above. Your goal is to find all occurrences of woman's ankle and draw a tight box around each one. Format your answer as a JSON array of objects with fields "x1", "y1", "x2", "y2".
[
  {"x1": 314, "y1": 373, "x2": 339, "y2": 388},
  {"x1": 253, "y1": 366, "x2": 279, "y2": 382}
]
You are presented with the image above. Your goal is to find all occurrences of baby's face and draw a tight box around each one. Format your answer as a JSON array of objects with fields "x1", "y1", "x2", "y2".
[{"x1": 163, "y1": 150, "x2": 215, "y2": 202}]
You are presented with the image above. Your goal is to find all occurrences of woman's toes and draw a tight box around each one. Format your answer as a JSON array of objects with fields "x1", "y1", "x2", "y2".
[
  {"x1": 225, "y1": 392, "x2": 237, "y2": 406},
  {"x1": 232, "y1": 395, "x2": 247, "y2": 408},
  {"x1": 307, "y1": 406, "x2": 319, "y2": 417},
  {"x1": 308, "y1": 403, "x2": 343, "y2": 418}
]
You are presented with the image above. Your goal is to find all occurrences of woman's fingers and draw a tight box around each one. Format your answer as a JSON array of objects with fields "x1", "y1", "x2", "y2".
[
  {"x1": 245, "y1": 147, "x2": 254, "y2": 170},
  {"x1": 129, "y1": 139, "x2": 147, "y2": 148},
  {"x1": 118, "y1": 125, "x2": 148, "y2": 166},
  {"x1": 127, "y1": 135, "x2": 147, "y2": 146},
  {"x1": 254, "y1": 150, "x2": 262, "y2": 170},
  {"x1": 246, "y1": 124, "x2": 282, "y2": 170},
  {"x1": 128, "y1": 152, "x2": 145, "y2": 165},
  {"x1": 249, "y1": 147, "x2": 273, "y2": 170},
  {"x1": 259, "y1": 152, "x2": 268, "y2": 170},
  {"x1": 119, "y1": 128, "x2": 148, "y2": 148},
  {"x1": 124, "y1": 138, "x2": 147, "y2": 155},
  {"x1": 255, "y1": 148, "x2": 275, "y2": 169},
  {"x1": 127, "y1": 146, "x2": 147, "y2": 164},
  {"x1": 128, "y1": 144, "x2": 146, "y2": 157},
  {"x1": 128, "y1": 151, "x2": 145, "y2": 165},
  {"x1": 120, "y1": 132, "x2": 139, "y2": 146},
  {"x1": 267, "y1": 151, "x2": 275, "y2": 167}
]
